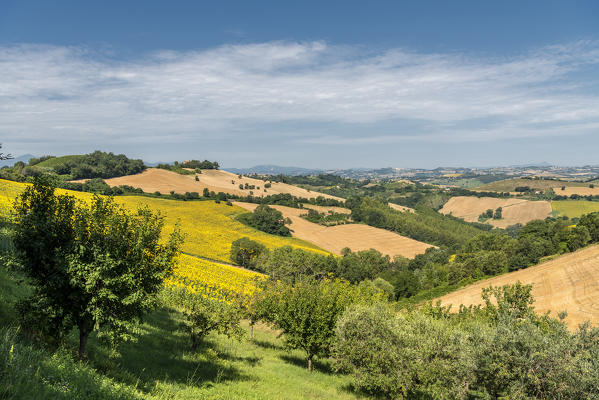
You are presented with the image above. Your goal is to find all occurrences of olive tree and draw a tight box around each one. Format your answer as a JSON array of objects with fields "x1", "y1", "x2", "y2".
[{"x1": 13, "y1": 178, "x2": 183, "y2": 358}]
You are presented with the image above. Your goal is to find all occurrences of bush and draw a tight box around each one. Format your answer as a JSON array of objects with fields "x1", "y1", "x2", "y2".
[
  {"x1": 237, "y1": 205, "x2": 291, "y2": 236},
  {"x1": 230, "y1": 237, "x2": 267, "y2": 270}
]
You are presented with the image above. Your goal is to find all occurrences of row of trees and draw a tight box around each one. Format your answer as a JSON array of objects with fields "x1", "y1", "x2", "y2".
[{"x1": 348, "y1": 197, "x2": 488, "y2": 250}]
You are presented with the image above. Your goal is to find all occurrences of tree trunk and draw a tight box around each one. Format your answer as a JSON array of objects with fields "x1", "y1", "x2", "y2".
[
  {"x1": 78, "y1": 327, "x2": 90, "y2": 360},
  {"x1": 191, "y1": 334, "x2": 200, "y2": 352},
  {"x1": 249, "y1": 322, "x2": 254, "y2": 342},
  {"x1": 308, "y1": 354, "x2": 313, "y2": 372}
]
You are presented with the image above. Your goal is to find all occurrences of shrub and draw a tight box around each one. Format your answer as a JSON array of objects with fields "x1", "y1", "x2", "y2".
[{"x1": 230, "y1": 237, "x2": 267, "y2": 270}]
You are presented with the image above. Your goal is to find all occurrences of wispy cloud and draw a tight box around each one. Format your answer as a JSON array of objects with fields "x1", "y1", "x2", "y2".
[{"x1": 1, "y1": 40, "x2": 599, "y2": 157}]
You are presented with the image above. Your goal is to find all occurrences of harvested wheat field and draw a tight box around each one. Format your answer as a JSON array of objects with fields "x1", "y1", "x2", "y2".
[
  {"x1": 437, "y1": 245, "x2": 599, "y2": 329},
  {"x1": 388, "y1": 203, "x2": 415, "y2": 213},
  {"x1": 553, "y1": 186, "x2": 599, "y2": 196},
  {"x1": 96, "y1": 168, "x2": 343, "y2": 201},
  {"x1": 440, "y1": 196, "x2": 552, "y2": 228},
  {"x1": 233, "y1": 202, "x2": 433, "y2": 258}
]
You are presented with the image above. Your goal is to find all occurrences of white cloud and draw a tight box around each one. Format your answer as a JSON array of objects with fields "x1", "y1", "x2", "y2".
[{"x1": 1, "y1": 40, "x2": 599, "y2": 155}]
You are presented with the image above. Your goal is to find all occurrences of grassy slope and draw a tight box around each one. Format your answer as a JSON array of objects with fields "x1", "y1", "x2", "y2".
[
  {"x1": 35, "y1": 155, "x2": 85, "y2": 169},
  {"x1": 552, "y1": 200, "x2": 599, "y2": 218},
  {"x1": 474, "y1": 178, "x2": 591, "y2": 192},
  {"x1": 0, "y1": 266, "x2": 361, "y2": 400}
]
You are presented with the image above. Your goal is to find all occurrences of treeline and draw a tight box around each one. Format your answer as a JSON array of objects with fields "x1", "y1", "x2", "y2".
[
  {"x1": 348, "y1": 197, "x2": 488, "y2": 250},
  {"x1": 389, "y1": 213, "x2": 599, "y2": 299},
  {"x1": 155, "y1": 159, "x2": 219, "y2": 174},
  {"x1": 52, "y1": 151, "x2": 145, "y2": 179},
  {"x1": 301, "y1": 208, "x2": 350, "y2": 226}
]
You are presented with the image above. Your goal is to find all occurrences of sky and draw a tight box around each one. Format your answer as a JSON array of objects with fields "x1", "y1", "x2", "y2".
[{"x1": 1, "y1": 1, "x2": 599, "y2": 169}]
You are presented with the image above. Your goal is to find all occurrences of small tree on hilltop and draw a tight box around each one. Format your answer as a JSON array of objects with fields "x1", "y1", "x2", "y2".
[{"x1": 13, "y1": 177, "x2": 183, "y2": 358}]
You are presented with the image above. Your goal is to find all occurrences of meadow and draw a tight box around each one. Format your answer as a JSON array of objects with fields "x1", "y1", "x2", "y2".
[{"x1": 551, "y1": 200, "x2": 599, "y2": 218}]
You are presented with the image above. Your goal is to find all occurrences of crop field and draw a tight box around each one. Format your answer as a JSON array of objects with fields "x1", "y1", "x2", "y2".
[
  {"x1": 234, "y1": 202, "x2": 433, "y2": 258},
  {"x1": 165, "y1": 254, "x2": 265, "y2": 303},
  {"x1": 440, "y1": 196, "x2": 552, "y2": 228},
  {"x1": 388, "y1": 202, "x2": 415, "y2": 213},
  {"x1": 474, "y1": 178, "x2": 590, "y2": 192},
  {"x1": 437, "y1": 244, "x2": 599, "y2": 330},
  {"x1": 553, "y1": 186, "x2": 599, "y2": 196},
  {"x1": 99, "y1": 168, "x2": 343, "y2": 201},
  {"x1": 0, "y1": 179, "x2": 327, "y2": 263},
  {"x1": 551, "y1": 200, "x2": 599, "y2": 218}
]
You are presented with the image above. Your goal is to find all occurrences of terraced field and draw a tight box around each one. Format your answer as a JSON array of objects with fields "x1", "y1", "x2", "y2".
[
  {"x1": 437, "y1": 245, "x2": 599, "y2": 329},
  {"x1": 440, "y1": 196, "x2": 552, "y2": 228},
  {"x1": 234, "y1": 202, "x2": 433, "y2": 258}
]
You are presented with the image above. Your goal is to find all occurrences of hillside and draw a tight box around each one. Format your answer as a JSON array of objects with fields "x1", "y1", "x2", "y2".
[
  {"x1": 555, "y1": 186, "x2": 599, "y2": 196},
  {"x1": 552, "y1": 200, "x2": 599, "y2": 218},
  {"x1": 437, "y1": 244, "x2": 599, "y2": 329},
  {"x1": 99, "y1": 168, "x2": 343, "y2": 201},
  {"x1": 440, "y1": 196, "x2": 552, "y2": 228},
  {"x1": 35, "y1": 154, "x2": 85, "y2": 168},
  {"x1": 0, "y1": 179, "x2": 327, "y2": 263},
  {"x1": 234, "y1": 202, "x2": 433, "y2": 258},
  {"x1": 474, "y1": 178, "x2": 591, "y2": 192}
]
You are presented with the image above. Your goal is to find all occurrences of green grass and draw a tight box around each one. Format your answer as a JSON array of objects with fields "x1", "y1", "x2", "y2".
[
  {"x1": 0, "y1": 263, "x2": 363, "y2": 400},
  {"x1": 35, "y1": 155, "x2": 85, "y2": 169},
  {"x1": 551, "y1": 200, "x2": 599, "y2": 219}
]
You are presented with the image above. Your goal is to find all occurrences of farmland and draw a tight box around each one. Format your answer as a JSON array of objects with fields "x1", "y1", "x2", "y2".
[
  {"x1": 100, "y1": 168, "x2": 343, "y2": 201},
  {"x1": 474, "y1": 178, "x2": 592, "y2": 192},
  {"x1": 554, "y1": 186, "x2": 599, "y2": 196},
  {"x1": 166, "y1": 254, "x2": 265, "y2": 303},
  {"x1": 234, "y1": 202, "x2": 433, "y2": 258},
  {"x1": 437, "y1": 244, "x2": 599, "y2": 330},
  {"x1": 440, "y1": 196, "x2": 552, "y2": 228},
  {"x1": 552, "y1": 200, "x2": 599, "y2": 218},
  {"x1": 0, "y1": 179, "x2": 327, "y2": 263}
]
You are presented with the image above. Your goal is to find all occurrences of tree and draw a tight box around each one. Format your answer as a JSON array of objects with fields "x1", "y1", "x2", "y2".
[
  {"x1": 230, "y1": 237, "x2": 267, "y2": 270},
  {"x1": 0, "y1": 144, "x2": 12, "y2": 160},
  {"x1": 238, "y1": 204, "x2": 291, "y2": 236},
  {"x1": 163, "y1": 287, "x2": 243, "y2": 351},
  {"x1": 13, "y1": 178, "x2": 183, "y2": 358},
  {"x1": 259, "y1": 278, "x2": 384, "y2": 371},
  {"x1": 493, "y1": 207, "x2": 502, "y2": 219}
]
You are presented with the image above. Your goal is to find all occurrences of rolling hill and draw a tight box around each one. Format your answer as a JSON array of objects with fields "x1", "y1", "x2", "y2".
[
  {"x1": 440, "y1": 196, "x2": 552, "y2": 228},
  {"x1": 437, "y1": 244, "x2": 599, "y2": 329},
  {"x1": 234, "y1": 202, "x2": 433, "y2": 258},
  {"x1": 98, "y1": 168, "x2": 343, "y2": 201}
]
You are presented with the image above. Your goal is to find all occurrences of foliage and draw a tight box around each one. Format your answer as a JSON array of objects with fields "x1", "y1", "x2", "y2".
[
  {"x1": 180, "y1": 159, "x2": 219, "y2": 169},
  {"x1": 0, "y1": 143, "x2": 12, "y2": 161},
  {"x1": 258, "y1": 278, "x2": 385, "y2": 371},
  {"x1": 12, "y1": 178, "x2": 182, "y2": 358},
  {"x1": 48, "y1": 151, "x2": 145, "y2": 179},
  {"x1": 300, "y1": 208, "x2": 350, "y2": 226},
  {"x1": 334, "y1": 283, "x2": 599, "y2": 399},
  {"x1": 229, "y1": 237, "x2": 268, "y2": 270},
  {"x1": 259, "y1": 245, "x2": 337, "y2": 282},
  {"x1": 160, "y1": 286, "x2": 243, "y2": 351},
  {"x1": 348, "y1": 197, "x2": 485, "y2": 249},
  {"x1": 237, "y1": 204, "x2": 291, "y2": 236}
]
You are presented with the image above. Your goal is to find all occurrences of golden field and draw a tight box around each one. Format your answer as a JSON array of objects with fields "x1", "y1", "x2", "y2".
[
  {"x1": 99, "y1": 168, "x2": 343, "y2": 201},
  {"x1": 165, "y1": 254, "x2": 265, "y2": 303},
  {"x1": 437, "y1": 244, "x2": 599, "y2": 330},
  {"x1": 234, "y1": 202, "x2": 433, "y2": 258},
  {"x1": 440, "y1": 196, "x2": 552, "y2": 228},
  {"x1": 553, "y1": 186, "x2": 599, "y2": 196},
  {"x1": 0, "y1": 179, "x2": 327, "y2": 263}
]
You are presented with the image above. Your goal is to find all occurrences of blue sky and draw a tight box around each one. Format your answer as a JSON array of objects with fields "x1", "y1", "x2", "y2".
[{"x1": 1, "y1": 1, "x2": 599, "y2": 168}]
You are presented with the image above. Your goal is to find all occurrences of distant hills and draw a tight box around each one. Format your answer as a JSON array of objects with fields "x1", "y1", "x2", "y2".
[
  {"x1": 225, "y1": 165, "x2": 325, "y2": 176},
  {"x1": 0, "y1": 154, "x2": 34, "y2": 167}
]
